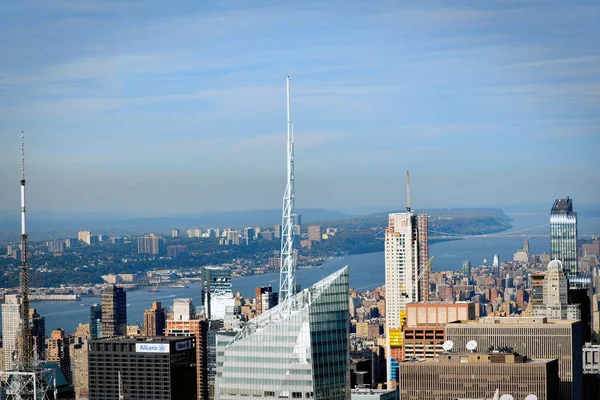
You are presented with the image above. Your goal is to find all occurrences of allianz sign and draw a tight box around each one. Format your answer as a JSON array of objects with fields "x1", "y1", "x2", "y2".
[{"x1": 135, "y1": 343, "x2": 170, "y2": 353}]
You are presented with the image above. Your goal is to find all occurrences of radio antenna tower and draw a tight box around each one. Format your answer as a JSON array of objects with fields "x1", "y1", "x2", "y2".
[
  {"x1": 1, "y1": 132, "x2": 55, "y2": 400},
  {"x1": 279, "y1": 76, "x2": 297, "y2": 308},
  {"x1": 406, "y1": 170, "x2": 411, "y2": 213},
  {"x1": 18, "y1": 131, "x2": 34, "y2": 369}
]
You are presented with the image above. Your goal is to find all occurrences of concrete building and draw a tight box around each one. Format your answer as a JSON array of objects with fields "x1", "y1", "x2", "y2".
[
  {"x1": 166, "y1": 298, "x2": 208, "y2": 400},
  {"x1": 143, "y1": 301, "x2": 166, "y2": 336},
  {"x1": 171, "y1": 229, "x2": 180, "y2": 237},
  {"x1": 356, "y1": 321, "x2": 381, "y2": 340},
  {"x1": 1, "y1": 294, "x2": 21, "y2": 371},
  {"x1": 137, "y1": 233, "x2": 166, "y2": 255},
  {"x1": 446, "y1": 316, "x2": 583, "y2": 400},
  {"x1": 399, "y1": 352, "x2": 559, "y2": 400},
  {"x1": 308, "y1": 225, "x2": 322, "y2": 242},
  {"x1": 384, "y1": 210, "x2": 428, "y2": 385},
  {"x1": 88, "y1": 336, "x2": 197, "y2": 400},
  {"x1": 215, "y1": 267, "x2": 350, "y2": 400},
  {"x1": 544, "y1": 260, "x2": 570, "y2": 319},
  {"x1": 405, "y1": 302, "x2": 476, "y2": 327},
  {"x1": 45, "y1": 328, "x2": 72, "y2": 386},
  {"x1": 254, "y1": 286, "x2": 278, "y2": 316},
  {"x1": 101, "y1": 285, "x2": 127, "y2": 338},
  {"x1": 202, "y1": 267, "x2": 234, "y2": 320},
  {"x1": 78, "y1": 230, "x2": 92, "y2": 245},
  {"x1": 167, "y1": 245, "x2": 188, "y2": 257},
  {"x1": 187, "y1": 228, "x2": 202, "y2": 238},
  {"x1": 71, "y1": 338, "x2": 90, "y2": 399},
  {"x1": 531, "y1": 273, "x2": 546, "y2": 306},
  {"x1": 583, "y1": 343, "x2": 600, "y2": 374},
  {"x1": 551, "y1": 198, "x2": 578, "y2": 274}
]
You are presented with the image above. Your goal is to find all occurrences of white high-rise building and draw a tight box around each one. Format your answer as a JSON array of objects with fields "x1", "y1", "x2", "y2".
[
  {"x1": 2, "y1": 294, "x2": 22, "y2": 371},
  {"x1": 384, "y1": 210, "x2": 428, "y2": 385}
]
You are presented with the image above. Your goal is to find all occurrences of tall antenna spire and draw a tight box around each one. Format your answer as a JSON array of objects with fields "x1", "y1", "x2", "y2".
[
  {"x1": 279, "y1": 76, "x2": 297, "y2": 309},
  {"x1": 406, "y1": 170, "x2": 411, "y2": 213},
  {"x1": 18, "y1": 130, "x2": 33, "y2": 368}
]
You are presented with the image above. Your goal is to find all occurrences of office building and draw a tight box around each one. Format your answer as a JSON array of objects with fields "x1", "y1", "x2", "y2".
[
  {"x1": 78, "y1": 230, "x2": 92, "y2": 245},
  {"x1": 90, "y1": 304, "x2": 102, "y2": 340},
  {"x1": 405, "y1": 302, "x2": 476, "y2": 327},
  {"x1": 243, "y1": 227, "x2": 255, "y2": 241},
  {"x1": 45, "y1": 328, "x2": 72, "y2": 386},
  {"x1": 461, "y1": 260, "x2": 471, "y2": 277},
  {"x1": 171, "y1": 229, "x2": 180, "y2": 237},
  {"x1": 399, "y1": 352, "x2": 559, "y2": 400},
  {"x1": 216, "y1": 267, "x2": 350, "y2": 400},
  {"x1": 143, "y1": 301, "x2": 166, "y2": 336},
  {"x1": 202, "y1": 267, "x2": 234, "y2": 320},
  {"x1": 254, "y1": 286, "x2": 278, "y2": 316},
  {"x1": 137, "y1": 233, "x2": 166, "y2": 255},
  {"x1": 551, "y1": 198, "x2": 578, "y2": 274},
  {"x1": 88, "y1": 336, "x2": 197, "y2": 400},
  {"x1": 30, "y1": 307, "x2": 46, "y2": 360},
  {"x1": 166, "y1": 298, "x2": 207, "y2": 400},
  {"x1": 308, "y1": 225, "x2": 322, "y2": 242},
  {"x1": 384, "y1": 208, "x2": 428, "y2": 384},
  {"x1": 101, "y1": 285, "x2": 127, "y2": 338},
  {"x1": 2, "y1": 294, "x2": 21, "y2": 371},
  {"x1": 544, "y1": 259, "x2": 570, "y2": 319},
  {"x1": 531, "y1": 273, "x2": 546, "y2": 306},
  {"x1": 446, "y1": 316, "x2": 582, "y2": 400},
  {"x1": 71, "y1": 338, "x2": 90, "y2": 399}
]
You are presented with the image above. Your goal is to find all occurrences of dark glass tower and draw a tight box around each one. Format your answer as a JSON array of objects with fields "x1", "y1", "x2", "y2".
[
  {"x1": 90, "y1": 304, "x2": 102, "y2": 340},
  {"x1": 550, "y1": 198, "x2": 578, "y2": 274},
  {"x1": 101, "y1": 285, "x2": 127, "y2": 338}
]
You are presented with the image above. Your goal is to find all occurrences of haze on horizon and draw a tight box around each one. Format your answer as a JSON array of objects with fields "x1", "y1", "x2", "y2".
[{"x1": 0, "y1": 0, "x2": 598, "y2": 217}]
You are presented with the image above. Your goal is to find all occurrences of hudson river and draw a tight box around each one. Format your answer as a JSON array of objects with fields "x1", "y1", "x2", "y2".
[{"x1": 8, "y1": 212, "x2": 600, "y2": 335}]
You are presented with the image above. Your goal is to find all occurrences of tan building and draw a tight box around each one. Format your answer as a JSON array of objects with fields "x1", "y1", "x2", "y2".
[
  {"x1": 308, "y1": 225, "x2": 322, "y2": 242},
  {"x1": 399, "y1": 352, "x2": 559, "y2": 400},
  {"x1": 166, "y1": 299, "x2": 208, "y2": 400},
  {"x1": 71, "y1": 338, "x2": 89, "y2": 399},
  {"x1": 78, "y1": 230, "x2": 92, "y2": 245},
  {"x1": 402, "y1": 326, "x2": 445, "y2": 360},
  {"x1": 446, "y1": 317, "x2": 582, "y2": 400},
  {"x1": 356, "y1": 321, "x2": 380, "y2": 340},
  {"x1": 46, "y1": 328, "x2": 72, "y2": 386},
  {"x1": 405, "y1": 301, "x2": 476, "y2": 327},
  {"x1": 143, "y1": 301, "x2": 166, "y2": 336}
]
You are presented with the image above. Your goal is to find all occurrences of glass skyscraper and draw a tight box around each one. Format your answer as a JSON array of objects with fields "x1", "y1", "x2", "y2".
[
  {"x1": 202, "y1": 266, "x2": 234, "y2": 320},
  {"x1": 550, "y1": 198, "x2": 578, "y2": 274},
  {"x1": 216, "y1": 267, "x2": 350, "y2": 400}
]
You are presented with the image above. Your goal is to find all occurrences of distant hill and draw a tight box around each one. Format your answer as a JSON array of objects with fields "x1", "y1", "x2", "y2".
[{"x1": 0, "y1": 208, "x2": 351, "y2": 242}]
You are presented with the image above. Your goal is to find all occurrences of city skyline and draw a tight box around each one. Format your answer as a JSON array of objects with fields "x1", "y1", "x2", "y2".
[{"x1": 0, "y1": 1, "x2": 599, "y2": 215}]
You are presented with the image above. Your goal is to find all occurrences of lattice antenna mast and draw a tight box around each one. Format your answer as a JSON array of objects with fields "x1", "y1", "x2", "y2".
[
  {"x1": 279, "y1": 76, "x2": 297, "y2": 308},
  {"x1": 18, "y1": 131, "x2": 33, "y2": 368}
]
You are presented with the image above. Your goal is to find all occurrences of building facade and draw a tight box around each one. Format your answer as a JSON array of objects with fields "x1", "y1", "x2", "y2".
[
  {"x1": 45, "y1": 328, "x2": 72, "y2": 386},
  {"x1": 89, "y1": 303, "x2": 102, "y2": 340},
  {"x1": 88, "y1": 336, "x2": 197, "y2": 400},
  {"x1": 446, "y1": 317, "x2": 583, "y2": 400},
  {"x1": 137, "y1": 234, "x2": 166, "y2": 255},
  {"x1": 1, "y1": 294, "x2": 21, "y2": 371},
  {"x1": 216, "y1": 267, "x2": 350, "y2": 400},
  {"x1": 202, "y1": 267, "x2": 234, "y2": 320},
  {"x1": 308, "y1": 225, "x2": 322, "y2": 242},
  {"x1": 101, "y1": 285, "x2": 127, "y2": 338},
  {"x1": 143, "y1": 301, "x2": 166, "y2": 336},
  {"x1": 551, "y1": 198, "x2": 578, "y2": 274},
  {"x1": 384, "y1": 211, "x2": 428, "y2": 384},
  {"x1": 399, "y1": 352, "x2": 559, "y2": 400}
]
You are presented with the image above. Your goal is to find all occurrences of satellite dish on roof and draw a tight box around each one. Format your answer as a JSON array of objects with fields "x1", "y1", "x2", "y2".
[
  {"x1": 499, "y1": 395, "x2": 514, "y2": 400},
  {"x1": 525, "y1": 395, "x2": 538, "y2": 400},
  {"x1": 442, "y1": 340, "x2": 454, "y2": 352},
  {"x1": 466, "y1": 340, "x2": 478, "y2": 352}
]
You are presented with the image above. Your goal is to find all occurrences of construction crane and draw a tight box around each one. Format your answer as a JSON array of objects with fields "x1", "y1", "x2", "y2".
[{"x1": 398, "y1": 256, "x2": 434, "y2": 299}]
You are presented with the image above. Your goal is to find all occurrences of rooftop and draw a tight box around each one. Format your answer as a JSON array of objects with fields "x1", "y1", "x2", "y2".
[{"x1": 551, "y1": 198, "x2": 573, "y2": 214}]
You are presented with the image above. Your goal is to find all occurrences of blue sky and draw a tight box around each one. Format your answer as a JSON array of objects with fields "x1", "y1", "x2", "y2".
[{"x1": 0, "y1": 0, "x2": 598, "y2": 216}]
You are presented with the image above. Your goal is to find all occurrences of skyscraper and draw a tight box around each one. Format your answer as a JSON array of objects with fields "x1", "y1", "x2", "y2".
[
  {"x1": 45, "y1": 328, "x2": 72, "y2": 386},
  {"x1": 202, "y1": 267, "x2": 234, "y2": 320},
  {"x1": 165, "y1": 298, "x2": 208, "y2": 400},
  {"x1": 137, "y1": 233, "x2": 166, "y2": 254},
  {"x1": 216, "y1": 267, "x2": 350, "y2": 400},
  {"x1": 30, "y1": 308, "x2": 46, "y2": 360},
  {"x1": 461, "y1": 260, "x2": 471, "y2": 277},
  {"x1": 101, "y1": 285, "x2": 127, "y2": 338},
  {"x1": 551, "y1": 198, "x2": 578, "y2": 274},
  {"x1": 384, "y1": 172, "x2": 429, "y2": 386},
  {"x1": 143, "y1": 301, "x2": 166, "y2": 336},
  {"x1": 89, "y1": 304, "x2": 102, "y2": 340},
  {"x1": 544, "y1": 260, "x2": 569, "y2": 319},
  {"x1": 2, "y1": 294, "x2": 22, "y2": 371}
]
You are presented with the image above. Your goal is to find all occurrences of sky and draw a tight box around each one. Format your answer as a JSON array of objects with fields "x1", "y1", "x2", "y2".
[{"x1": 0, "y1": 0, "x2": 599, "y2": 216}]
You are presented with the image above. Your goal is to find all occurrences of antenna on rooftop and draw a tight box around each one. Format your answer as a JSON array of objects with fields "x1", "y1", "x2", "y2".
[{"x1": 406, "y1": 170, "x2": 411, "y2": 212}]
